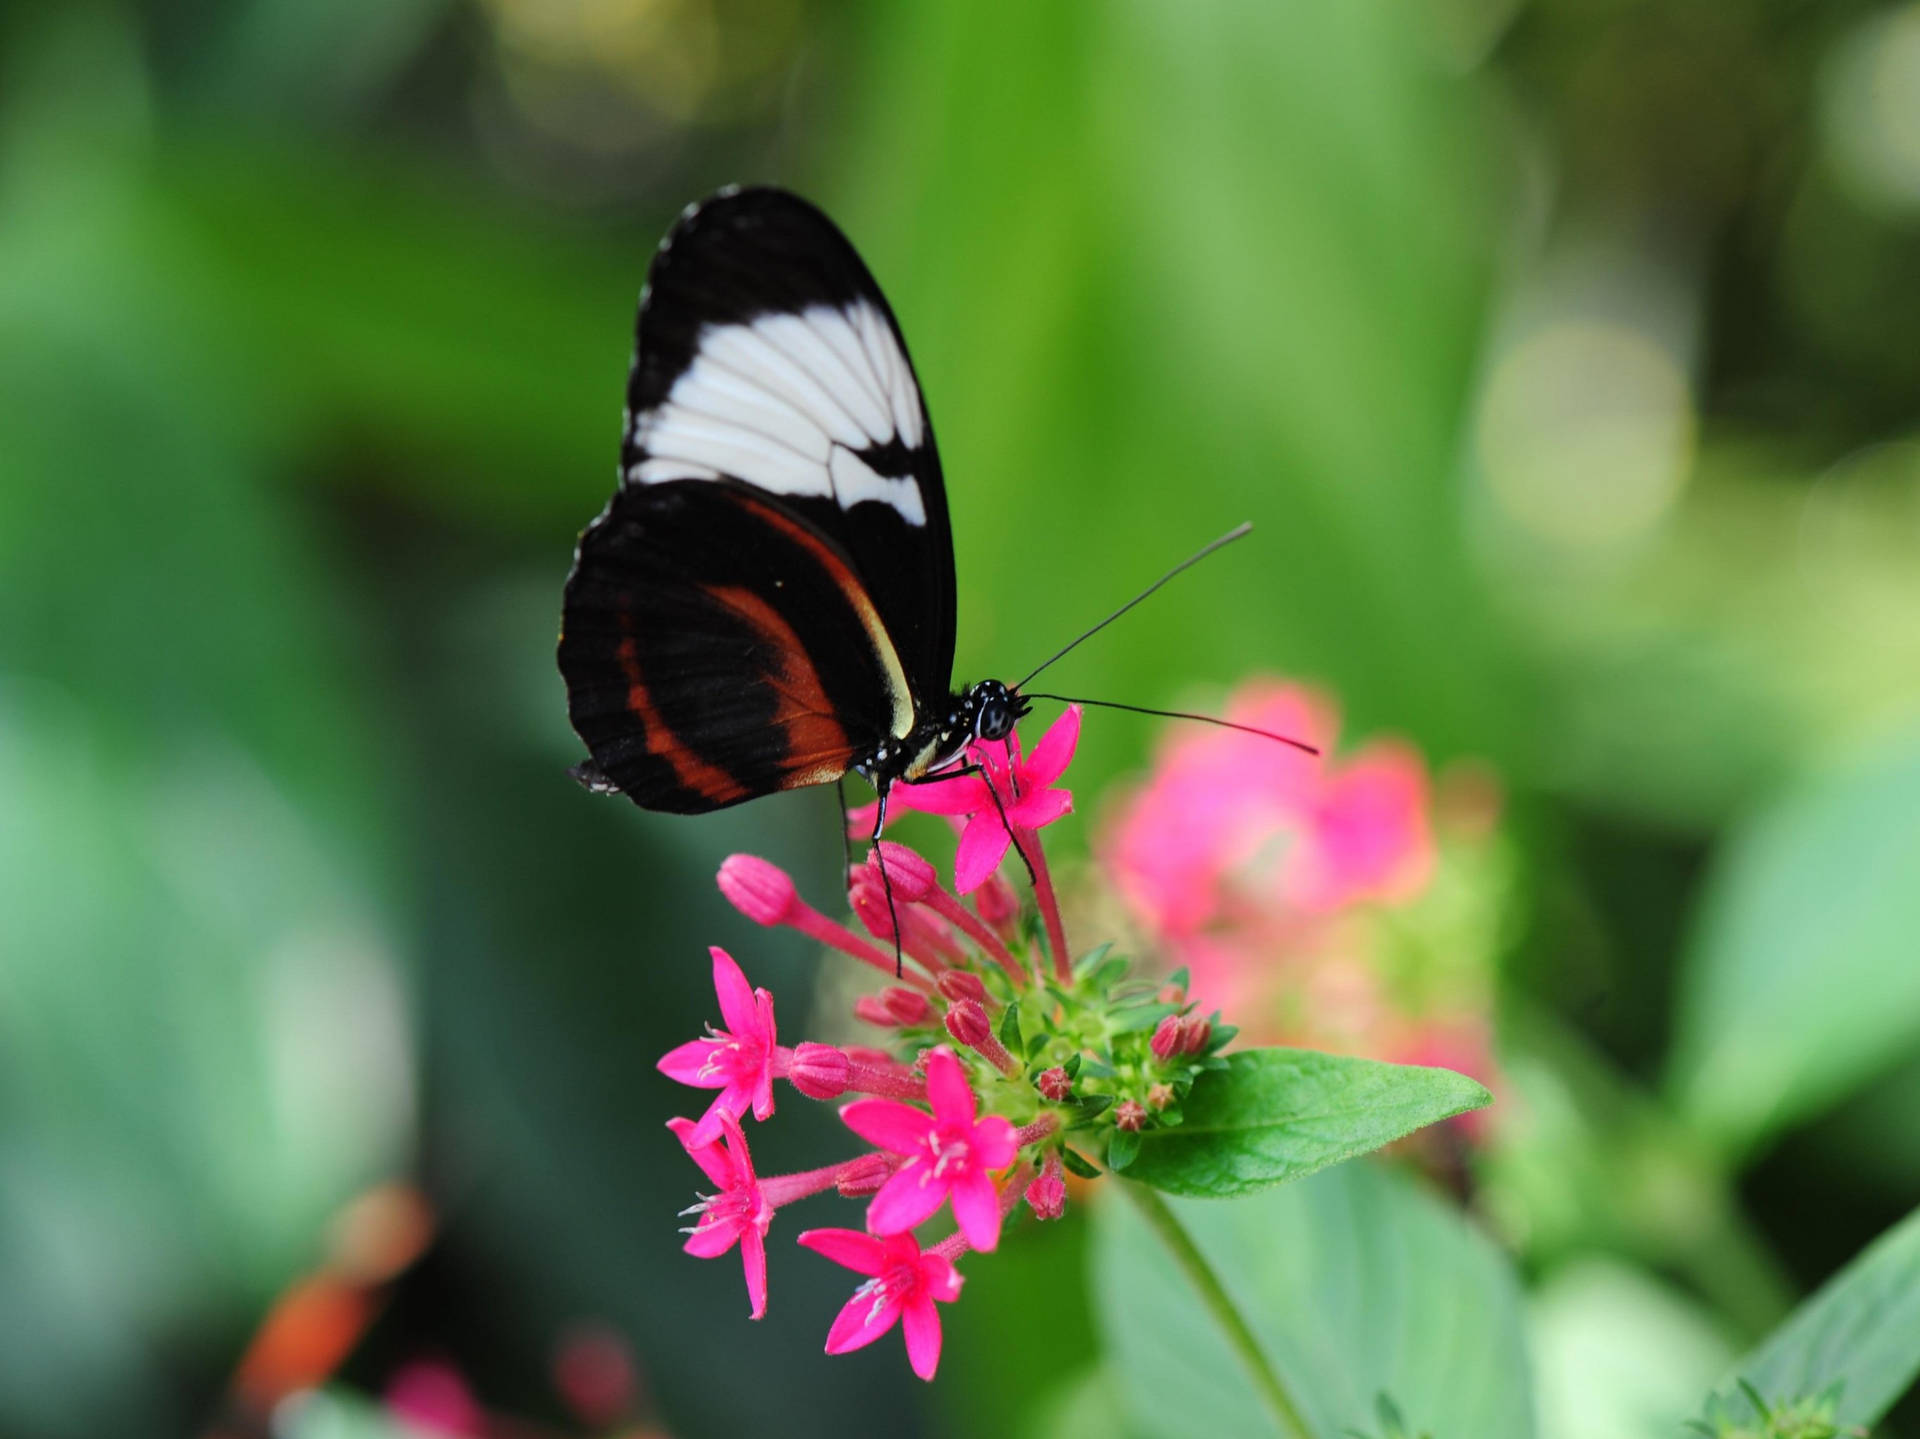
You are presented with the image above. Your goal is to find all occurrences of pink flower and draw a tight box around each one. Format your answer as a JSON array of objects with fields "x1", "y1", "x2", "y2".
[
  {"x1": 889, "y1": 706, "x2": 1081, "y2": 894},
  {"x1": 384, "y1": 1360, "x2": 486, "y2": 1436},
  {"x1": 657, "y1": 947, "x2": 781, "y2": 1146},
  {"x1": 666, "y1": 1112, "x2": 771, "y2": 1319},
  {"x1": 841, "y1": 1047, "x2": 1018, "y2": 1251},
  {"x1": 796, "y1": 1229, "x2": 963, "y2": 1381},
  {"x1": 1104, "y1": 682, "x2": 1432, "y2": 938}
]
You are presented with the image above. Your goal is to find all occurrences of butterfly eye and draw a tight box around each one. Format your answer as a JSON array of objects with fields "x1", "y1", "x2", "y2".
[{"x1": 975, "y1": 699, "x2": 1016, "y2": 743}]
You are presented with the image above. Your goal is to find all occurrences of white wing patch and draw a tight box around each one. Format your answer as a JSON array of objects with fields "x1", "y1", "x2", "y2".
[{"x1": 630, "y1": 300, "x2": 928, "y2": 526}]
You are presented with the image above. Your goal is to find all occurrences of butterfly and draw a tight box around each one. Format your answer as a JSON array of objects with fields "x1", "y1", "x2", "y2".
[{"x1": 557, "y1": 185, "x2": 1029, "y2": 832}]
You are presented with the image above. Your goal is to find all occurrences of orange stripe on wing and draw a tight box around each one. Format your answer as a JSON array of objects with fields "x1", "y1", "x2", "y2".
[
  {"x1": 733, "y1": 493, "x2": 917, "y2": 740},
  {"x1": 706, "y1": 584, "x2": 854, "y2": 784},
  {"x1": 616, "y1": 634, "x2": 750, "y2": 806}
]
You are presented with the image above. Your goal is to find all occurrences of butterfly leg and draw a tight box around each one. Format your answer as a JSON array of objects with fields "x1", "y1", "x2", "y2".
[
  {"x1": 869, "y1": 782, "x2": 905, "y2": 978},
  {"x1": 897, "y1": 762, "x2": 1038, "y2": 887}
]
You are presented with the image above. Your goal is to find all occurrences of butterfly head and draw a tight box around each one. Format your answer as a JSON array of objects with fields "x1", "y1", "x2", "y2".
[{"x1": 966, "y1": 679, "x2": 1029, "y2": 745}]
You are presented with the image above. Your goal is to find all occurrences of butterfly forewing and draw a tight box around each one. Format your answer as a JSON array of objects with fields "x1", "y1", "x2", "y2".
[
  {"x1": 621, "y1": 188, "x2": 955, "y2": 709},
  {"x1": 559, "y1": 187, "x2": 956, "y2": 812}
]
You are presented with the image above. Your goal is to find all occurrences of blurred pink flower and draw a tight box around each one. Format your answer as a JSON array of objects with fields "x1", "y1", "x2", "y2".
[
  {"x1": 667, "y1": 1112, "x2": 772, "y2": 1319},
  {"x1": 882, "y1": 706, "x2": 1081, "y2": 893},
  {"x1": 384, "y1": 1359, "x2": 486, "y2": 1437},
  {"x1": 1106, "y1": 683, "x2": 1431, "y2": 941},
  {"x1": 796, "y1": 1228, "x2": 964, "y2": 1381},
  {"x1": 657, "y1": 947, "x2": 783, "y2": 1146},
  {"x1": 841, "y1": 1046, "x2": 1017, "y2": 1251}
]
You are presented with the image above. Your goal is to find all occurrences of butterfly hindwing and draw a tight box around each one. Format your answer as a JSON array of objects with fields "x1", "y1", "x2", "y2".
[
  {"x1": 620, "y1": 187, "x2": 956, "y2": 717},
  {"x1": 559, "y1": 480, "x2": 913, "y2": 813}
]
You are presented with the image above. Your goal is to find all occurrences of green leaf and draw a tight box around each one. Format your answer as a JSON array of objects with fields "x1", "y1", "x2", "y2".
[
  {"x1": 1712, "y1": 1202, "x2": 1920, "y2": 1427},
  {"x1": 1110, "y1": 1002, "x2": 1178, "y2": 1035},
  {"x1": 1067, "y1": 1094, "x2": 1115, "y2": 1129},
  {"x1": 1530, "y1": 1260, "x2": 1736, "y2": 1439},
  {"x1": 1093, "y1": 1162, "x2": 1534, "y2": 1439},
  {"x1": 1061, "y1": 1147, "x2": 1103, "y2": 1180},
  {"x1": 1073, "y1": 942, "x2": 1115, "y2": 977},
  {"x1": 1122, "y1": 1048, "x2": 1491, "y2": 1198},
  {"x1": 999, "y1": 1002, "x2": 1024, "y2": 1056},
  {"x1": 1108, "y1": 1128, "x2": 1142, "y2": 1171},
  {"x1": 1668, "y1": 733, "x2": 1920, "y2": 1154}
]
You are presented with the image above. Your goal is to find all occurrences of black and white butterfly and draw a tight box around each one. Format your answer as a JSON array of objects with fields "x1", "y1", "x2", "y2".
[
  {"x1": 557, "y1": 186, "x2": 1029, "y2": 824},
  {"x1": 558, "y1": 186, "x2": 1305, "y2": 845}
]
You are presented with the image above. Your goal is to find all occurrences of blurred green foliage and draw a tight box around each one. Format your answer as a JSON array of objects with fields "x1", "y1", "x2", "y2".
[{"x1": 4, "y1": 0, "x2": 1920, "y2": 1435}]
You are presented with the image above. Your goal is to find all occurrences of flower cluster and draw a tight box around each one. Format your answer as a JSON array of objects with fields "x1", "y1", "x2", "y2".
[
  {"x1": 1101, "y1": 679, "x2": 1509, "y2": 1143},
  {"x1": 659, "y1": 707, "x2": 1232, "y2": 1379}
]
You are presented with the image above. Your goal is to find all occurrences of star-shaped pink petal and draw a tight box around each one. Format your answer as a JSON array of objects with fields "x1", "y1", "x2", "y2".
[
  {"x1": 840, "y1": 1047, "x2": 1017, "y2": 1251},
  {"x1": 888, "y1": 706, "x2": 1081, "y2": 894},
  {"x1": 657, "y1": 947, "x2": 782, "y2": 1146},
  {"x1": 796, "y1": 1228, "x2": 964, "y2": 1381},
  {"x1": 667, "y1": 1112, "x2": 771, "y2": 1319}
]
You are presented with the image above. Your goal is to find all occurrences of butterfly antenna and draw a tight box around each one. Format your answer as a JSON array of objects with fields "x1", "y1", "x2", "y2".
[
  {"x1": 1021, "y1": 693, "x2": 1321, "y2": 756},
  {"x1": 1013, "y1": 522, "x2": 1254, "y2": 691}
]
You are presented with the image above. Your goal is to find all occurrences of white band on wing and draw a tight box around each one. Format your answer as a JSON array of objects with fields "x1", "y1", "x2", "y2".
[{"x1": 629, "y1": 300, "x2": 929, "y2": 528}]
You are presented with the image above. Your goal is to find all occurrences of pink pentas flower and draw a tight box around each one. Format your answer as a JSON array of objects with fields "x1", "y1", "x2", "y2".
[
  {"x1": 840, "y1": 1046, "x2": 1017, "y2": 1251},
  {"x1": 1104, "y1": 682, "x2": 1432, "y2": 936},
  {"x1": 657, "y1": 947, "x2": 783, "y2": 1146},
  {"x1": 885, "y1": 705, "x2": 1082, "y2": 894},
  {"x1": 667, "y1": 1112, "x2": 771, "y2": 1319},
  {"x1": 796, "y1": 1228, "x2": 963, "y2": 1381}
]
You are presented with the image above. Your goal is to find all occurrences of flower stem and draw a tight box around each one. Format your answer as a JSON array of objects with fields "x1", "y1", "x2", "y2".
[
  {"x1": 1120, "y1": 1182, "x2": 1311, "y2": 1439},
  {"x1": 1019, "y1": 825, "x2": 1072, "y2": 983}
]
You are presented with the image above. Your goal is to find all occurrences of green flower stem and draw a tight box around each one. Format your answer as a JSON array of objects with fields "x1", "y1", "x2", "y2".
[{"x1": 1121, "y1": 1181, "x2": 1312, "y2": 1439}]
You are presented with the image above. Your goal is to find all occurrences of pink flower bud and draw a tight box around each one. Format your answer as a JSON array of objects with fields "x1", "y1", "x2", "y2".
[
  {"x1": 787, "y1": 1042, "x2": 851, "y2": 1099},
  {"x1": 1150, "y1": 1014, "x2": 1183, "y2": 1062},
  {"x1": 835, "y1": 1152, "x2": 894, "y2": 1198},
  {"x1": 852, "y1": 996, "x2": 898, "y2": 1027},
  {"x1": 975, "y1": 873, "x2": 1019, "y2": 931},
  {"x1": 1026, "y1": 1154, "x2": 1067, "y2": 1221},
  {"x1": 1157, "y1": 982, "x2": 1187, "y2": 1006},
  {"x1": 1147, "y1": 1082, "x2": 1175, "y2": 1111},
  {"x1": 1178, "y1": 1016, "x2": 1212, "y2": 1055},
  {"x1": 716, "y1": 854, "x2": 797, "y2": 926},
  {"x1": 1036, "y1": 1066, "x2": 1072, "y2": 1101},
  {"x1": 882, "y1": 986, "x2": 930, "y2": 1026},
  {"x1": 944, "y1": 999, "x2": 993, "y2": 1048},
  {"x1": 845, "y1": 1045, "x2": 895, "y2": 1066},
  {"x1": 936, "y1": 970, "x2": 988, "y2": 1006},
  {"x1": 1114, "y1": 1099, "x2": 1147, "y2": 1132},
  {"x1": 848, "y1": 875, "x2": 897, "y2": 941},
  {"x1": 870, "y1": 841, "x2": 935, "y2": 902}
]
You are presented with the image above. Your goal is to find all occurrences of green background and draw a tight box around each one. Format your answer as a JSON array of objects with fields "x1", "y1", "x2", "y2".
[{"x1": 4, "y1": 0, "x2": 1920, "y2": 1434}]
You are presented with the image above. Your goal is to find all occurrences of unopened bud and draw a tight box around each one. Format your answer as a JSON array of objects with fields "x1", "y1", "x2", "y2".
[
  {"x1": 870, "y1": 842, "x2": 936, "y2": 902},
  {"x1": 788, "y1": 1042, "x2": 851, "y2": 1099},
  {"x1": 852, "y1": 995, "x2": 903, "y2": 1028},
  {"x1": 1150, "y1": 1014, "x2": 1183, "y2": 1062},
  {"x1": 1026, "y1": 1153, "x2": 1067, "y2": 1221},
  {"x1": 1156, "y1": 982, "x2": 1187, "y2": 1006},
  {"x1": 848, "y1": 877, "x2": 898, "y2": 941},
  {"x1": 1114, "y1": 1099, "x2": 1148, "y2": 1132},
  {"x1": 944, "y1": 999, "x2": 993, "y2": 1048},
  {"x1": 835, "y1": 1153, "x2": 893, "y2": 1198},
  {"x1": 1036, "y1": 1066, "x2": 1073, "y2": 1101},
  {"x1": 717, "y1": 854, "x2": 797, "y2": 926},
  {"x1": 975, "y1": 873, "x2": 1019, "y2": 932},
  {"x1": 845, "y1": 1045, "x2": 895, "y2": 1066},
  {"x1": 882, "y1": 987, "x2": 930, "y2": 1025},
  {"x1": 1147, "y1": 1082, "x2": 1175, "y2": 1111},
  {"x1": 1177, "y1": 1015, "x2": 1212, "y2": 1055},
  {"x1": 937, "y1": 970, "x2": 989, "y2": 1006}
]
